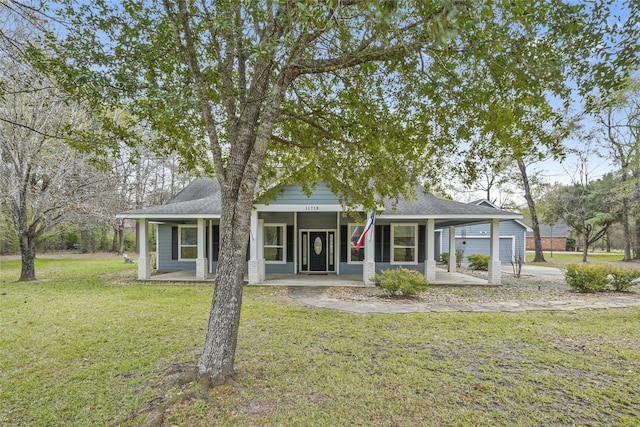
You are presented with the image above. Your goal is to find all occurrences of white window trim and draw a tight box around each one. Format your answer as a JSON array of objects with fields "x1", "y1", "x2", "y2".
[
  {"x1": 347, "y1": 223, "x2": 366, "y2": 264},
  {"x1": 178, "y1": 224, "x2": 198, "y2": 261},
  {"x1": 391, "y1": 223, "x2": 418, "y2": 265},
  {"x1": 263, "y1": 223, "x2": 286, "y2": 264}
]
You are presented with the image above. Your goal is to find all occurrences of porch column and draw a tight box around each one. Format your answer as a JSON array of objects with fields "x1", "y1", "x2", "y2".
[
  {"x1": 363, "y1": 213, "x2": 376, "y2": 285},
  {"x1": 248, "y1": 210, "x2": 261, "y2": 284},
  {"x1": 425, "y1": 218, "x2": 436, "y2": 283},
  {"x1": 488, "y1": 218, "x2": 502, "y2": 285},
  {"x1": 138, "y1": 219, "x2": 151, "y2": 280},
  {"x1": 448, "y1": 225, "x2": 456, "y2": 273},
  {"x1": 257, "y1": 218, "x2": 265, "y2": 282},
  {"x1": 195, "y1": 218, "x2": 207, "y2": 280}
]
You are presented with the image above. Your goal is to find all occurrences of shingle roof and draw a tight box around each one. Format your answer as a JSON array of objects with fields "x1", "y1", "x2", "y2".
[
  {"x1": 380, "y1": 187, "x2": 520, "y2": 226},
  {"x1": 118, "y1": 179, "x2": 521, "y2": 224},
  {"x1": 527, "y1": 223, "x2": 572, "y2": 237},
  {"x1": 118, "y1": 178, "x2": 222, "y2": 218}
]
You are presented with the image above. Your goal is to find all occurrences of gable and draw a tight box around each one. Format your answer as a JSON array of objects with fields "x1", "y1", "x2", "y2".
[{"x1": 259, "y1": 183, "x2": 341, "y2": 206}]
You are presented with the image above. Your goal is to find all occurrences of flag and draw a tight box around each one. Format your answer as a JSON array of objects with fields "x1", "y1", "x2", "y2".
[
  {"x1": 350, "y1": 225, "x2": 360, "y2": 243},
  {"x1": 355, "y1": 212, "x2": 375, "y2": 251}
]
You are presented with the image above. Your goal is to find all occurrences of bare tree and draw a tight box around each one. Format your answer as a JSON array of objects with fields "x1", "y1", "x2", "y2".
[
  {"x1": 0, "y1": 22, "x2": 99, "y2": 280},
  {"x1": 593, "y1": 79, "x2": 640, "y2": 261}
]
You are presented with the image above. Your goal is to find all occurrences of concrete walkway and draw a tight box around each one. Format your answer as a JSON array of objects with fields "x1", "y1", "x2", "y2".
[{"x1": 287, "y1": 287, "x2": 640, "y2": 314}]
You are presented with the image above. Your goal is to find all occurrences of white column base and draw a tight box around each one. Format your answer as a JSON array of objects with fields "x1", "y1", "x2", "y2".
[
  {"x1": 488, "y1": 260, "x2": 502, "y2": 285},
  {"x1": 196, "y1": 257, "x2": 207, "y2": 280},
  {"x1": 424, "y1": 259, "x2": 437, "y2": 283},
  {"x1": 138, "y1": 256, "x2": 151, "y2": 280},
  {"x1": 248, "y1": 259, "x2": 260, "y2": 285},
  {"x1": 448, "y1": 254, "x2": 457, "y2": 273},
  {"x1": 258, "y1": 258, "x2": 266, "y2": 282},
  {"x1": 363, "y1": 261, "x2": 376, "y2": 286}
]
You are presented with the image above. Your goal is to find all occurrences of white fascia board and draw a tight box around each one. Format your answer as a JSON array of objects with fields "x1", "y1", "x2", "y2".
[
  {"x1": 116, "y1": 213, "x2": 221, "y2": 220},
  {"x1": 379, "y1": 213, "x2": 523, "y2": 220},
  {"x1": 515, "y1": 220, "x2": 534, "y2": 232},
  {"x1": 254, "y1": 204, "x2": 358, "y2": 212}
]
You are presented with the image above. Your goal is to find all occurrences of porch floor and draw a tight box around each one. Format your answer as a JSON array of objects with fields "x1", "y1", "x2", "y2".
[{"x1": 147, "y1": 268, "x2": 491, "y2": 287}]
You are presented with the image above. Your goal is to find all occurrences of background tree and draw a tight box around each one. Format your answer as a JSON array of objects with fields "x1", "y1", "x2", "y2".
[
  {"x1": 0, "y1": 47, "x2": 106, "y2": 279},
  {"x1": 41, "y1": 1, "x2": 640, "y2": 388},
  {"x1": 592, "y1": 79, "x2": 640, "y2": 260},
  {"x1": 547, "y1": 145, "x2": 619, "y2": 262}
]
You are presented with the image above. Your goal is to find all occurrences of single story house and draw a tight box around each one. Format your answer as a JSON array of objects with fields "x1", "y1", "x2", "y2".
[
  {"x1": 526, "y1": 223, "x2": 572, "y2": 251},
  {"x1": 437, "y1": 200, "x2": 530, "y2": 263},
  {"x1": 118, "y1": 178, "x2": 523, "y2": 285}
]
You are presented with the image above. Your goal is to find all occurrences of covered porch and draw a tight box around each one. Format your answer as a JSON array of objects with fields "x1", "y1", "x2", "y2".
[{"x1": 145, "y1": 267, "x2": 492, "y2": 287}]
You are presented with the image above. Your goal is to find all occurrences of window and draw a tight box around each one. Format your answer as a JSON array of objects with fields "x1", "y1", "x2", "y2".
[
  {"x1": 179, "y1": 225, "x2": 198, "y2": 260},
  {"x1": 264, "y1": 224, "x2": 285, "y2": 263},
  {"x1": 348, "y1": 223, "x2": 365, "y2": 263},
  {"x1": 392, "y1": 223, "x2": 417, "y2": 264}
]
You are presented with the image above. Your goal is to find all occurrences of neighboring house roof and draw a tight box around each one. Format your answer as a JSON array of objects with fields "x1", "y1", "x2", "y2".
[
  {"x1": 118, "y1": 178, "x2": 522, "y2": 226},
  {"x1": 527, "y1": 223, "x2": 572, "y2": 237}
]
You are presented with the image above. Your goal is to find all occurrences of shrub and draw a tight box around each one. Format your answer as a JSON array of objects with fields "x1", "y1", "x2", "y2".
[
  {"x1": 608, "y1": 267, "x2": 640, "y2": 291},
  {"x1": 565, "y1": 237, "x2": 576, "y2": 252},
  {"x1": 468, "y1": 254, "x2": 490, "y2": 271},
  {"x1": 564, "y1": 264, "x2": 640, "y2": 292},
  {"x1": 440, "y1": 252, "x2": 449, "y2": 264},
  {"x1": 373, "y1": 267, "x2": 429, "y2": 297},
  {"x1": 564, "y1": 264, "x2": 610, "y2": 293}
]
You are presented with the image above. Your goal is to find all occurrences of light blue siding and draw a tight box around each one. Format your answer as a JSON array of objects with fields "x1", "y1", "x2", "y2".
[
  {"x1": 339, "y1": 263, "x2": 362, "y2": 275},
  {"x1": 375, "y1": 263, "x2": 424, "y2": 275},
  {"x1": 266, "y1": 263, "x2": 295, "y2": 274},
  {"x1": 440, "y1": 220, "x2": 527, "y2": 262},
  {"x1": 156, "y1": 224, "x2": 196, "y2": 271},
  {"x1": 268, "y1": 183, "x2": 340, "y2": 205}
]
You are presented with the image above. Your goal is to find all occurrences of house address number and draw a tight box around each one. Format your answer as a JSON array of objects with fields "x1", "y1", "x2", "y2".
[{"x1": 305, "y1": 205, "x2": 319, "y2": 211}]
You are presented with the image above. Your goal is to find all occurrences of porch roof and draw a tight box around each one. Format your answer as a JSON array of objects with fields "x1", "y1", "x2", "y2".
[{"x1": 117, "y1": 178, "x2": 522, "y2": 225}]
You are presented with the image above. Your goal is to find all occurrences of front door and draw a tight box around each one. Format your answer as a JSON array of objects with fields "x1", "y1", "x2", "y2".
[{"x1": 309, "y1": 232, "x2": 327, "y2": 271}]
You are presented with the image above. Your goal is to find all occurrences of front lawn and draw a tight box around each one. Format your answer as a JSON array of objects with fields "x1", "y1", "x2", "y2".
[
  {"x1": 1, "y1": 255, "x2": 639, "y2": 426},
  {"x1": 526, "y1": 250, "x2": 634, "y2": 266}
]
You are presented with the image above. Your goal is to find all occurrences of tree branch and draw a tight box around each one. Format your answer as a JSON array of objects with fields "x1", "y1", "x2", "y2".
[{"x1": 0, "y1": 115, "x2": 67, "y2": 140}]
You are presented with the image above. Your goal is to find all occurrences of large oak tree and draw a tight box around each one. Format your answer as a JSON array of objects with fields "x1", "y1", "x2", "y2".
[{"x1": 35, "y1": 0, "x2": 640, "y2": 386}]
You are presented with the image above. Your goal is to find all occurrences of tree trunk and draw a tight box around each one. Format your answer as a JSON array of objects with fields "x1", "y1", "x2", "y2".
[
  {"x1": 517, "y1": 160, "x2": 545, "y2": 262},
  {"x1": 633, "y1": 214, "x2": 640, "y2": 259},
  {"x1": 582, "y1": 225, "x2": 589, "y2": 263},
  {"x1": 118, "y1": 222, "x2": 125, "y2": 255},
  {"x1": 101, "y1": 227, "x2": 109, "y2": 251},
  {"x1": 19, "y1": 233, "x2": 37, "y2": 281},
  {"x1": 196, "y1": 180, "x2": 254, "y2": 385},
  {"x1": 620, "y1": 177, "x2": 631, "y2": 260},
  {"x1": 134, "y1": 221, "x2": 140, "y2": 254}
]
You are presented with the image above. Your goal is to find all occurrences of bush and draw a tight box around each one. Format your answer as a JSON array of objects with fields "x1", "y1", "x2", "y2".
[
  {"x1": 565, "y1": 237, "x2": 576, "y2": 252},
  {"x1": 373, "y1": 267, "x2": 429, "y2": 297},
  {"x1": 564, "y1": 264, "x2": 640, "y2": 293},
  {"x1": 440, "y1": 252, "x2": 449, "y2": 264},
  {"x1": 608, "y1": 267, "x2": 640, "y2": 291},
  {"x1": 468, "y1": 254, "x2": 490, "y2": 271},
  {"x1": 564, "y1": 264, "x2": 612, "y2": 293}
]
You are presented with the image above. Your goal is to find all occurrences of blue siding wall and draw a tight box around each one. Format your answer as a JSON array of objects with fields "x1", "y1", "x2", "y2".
[
  {"x1": 266, "y1": 263, "x2": 295, "y2": 274},
  {"x1": 157, "y1": 224, "x2": 196, "y2": 271},
  {"x1": 268, "y1": 183, "x2": 340, "y2": 205},
  {"x1": 339, "y1": 263, "x2": 362, "y2": 275},
  {"x1": 440, "y1": 220, "x2": 526, "y2": 262}
]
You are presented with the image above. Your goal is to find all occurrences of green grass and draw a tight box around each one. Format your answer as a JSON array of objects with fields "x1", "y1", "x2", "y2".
[
  {"x1": 2, "y1": 255, "x2": 640, "y2": 426},
  {"x1": 526, "y1": 250, "x2": 630, "y2": 267}
]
